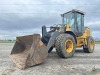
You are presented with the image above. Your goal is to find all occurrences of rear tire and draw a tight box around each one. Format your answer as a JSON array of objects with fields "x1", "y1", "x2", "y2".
[
  {"x1": 55, "y1": 34, "x2": 76, "y2": 58},
  {"x1": 83, "y1": 36, "x2": 95, "y2": 53}
]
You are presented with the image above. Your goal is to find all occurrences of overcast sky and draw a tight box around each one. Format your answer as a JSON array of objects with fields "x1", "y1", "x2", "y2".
[{"x1": 0, "y1": 0, "x2": 100, "y2": 40}]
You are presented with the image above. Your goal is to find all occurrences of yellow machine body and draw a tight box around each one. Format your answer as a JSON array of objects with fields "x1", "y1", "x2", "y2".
[
  {"x1": 65, "y1": 24, "x2": 91, "y2": 48},
  {"x1": 76, "y1": 28, "x2": 91, "y2": 47}
]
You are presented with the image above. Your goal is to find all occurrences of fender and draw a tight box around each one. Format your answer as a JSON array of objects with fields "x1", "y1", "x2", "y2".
[{"x1": 65, "y1": 31, "x2": 77, "y2": 43}]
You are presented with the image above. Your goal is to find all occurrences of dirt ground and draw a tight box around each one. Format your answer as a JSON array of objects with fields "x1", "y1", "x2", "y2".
[{"x1": 0, "y1": 43, "x2": 100, "y2": 75}]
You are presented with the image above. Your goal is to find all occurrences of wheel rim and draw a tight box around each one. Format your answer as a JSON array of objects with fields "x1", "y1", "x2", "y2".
[
  {"x1": 90, "y1": 40, "x2": 94, "y2": 49},
  {"x1": 65, "y1": 39, "x2": 73, "y2": 53}
]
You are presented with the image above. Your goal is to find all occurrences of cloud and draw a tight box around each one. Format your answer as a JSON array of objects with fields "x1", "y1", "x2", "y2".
[
  {"x1": 0, "y1": 13, "x2": 61, "y2": 31},
  {"x1": 86, "y1": 21, "x2": 100, "y2": 31},
  {"x1": 0, "y1": 28, "x2": 42, "y2": 40},
  {"x1": 0, "y1": 0, "x2": 100, "y2": 39}
]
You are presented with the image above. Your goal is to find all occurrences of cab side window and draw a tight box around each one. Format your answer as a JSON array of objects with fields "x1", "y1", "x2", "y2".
[{"x1": 77, "y1": 14, "x2": 82, "y2": 33}]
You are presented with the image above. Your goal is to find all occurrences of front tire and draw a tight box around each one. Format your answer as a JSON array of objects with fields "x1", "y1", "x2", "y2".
[
  {"x1": 83, "y1": 36, "x2": 95, "y2": 53},
  {"x1": 55, "y1": 34, "x2": 76, "y2": 58}
]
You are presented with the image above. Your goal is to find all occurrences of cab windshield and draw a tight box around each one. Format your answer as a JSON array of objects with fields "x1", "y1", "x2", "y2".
[{"x1": 62, "y1": 12, "x2": 75, "y2": 27}]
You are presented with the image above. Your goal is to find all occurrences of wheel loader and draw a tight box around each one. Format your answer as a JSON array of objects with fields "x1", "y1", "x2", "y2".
[{"x1": 10, "y1": 9, "x2": 95, "y2": 69}]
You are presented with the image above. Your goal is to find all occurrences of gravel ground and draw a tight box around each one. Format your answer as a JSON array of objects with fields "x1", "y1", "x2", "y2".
[{"x1": 0, "y1": 43, "x2": 100, "y2": 75}]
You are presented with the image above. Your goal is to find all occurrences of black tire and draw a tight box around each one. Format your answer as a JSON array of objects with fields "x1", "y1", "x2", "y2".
[
  {"x1": 55, "y1": 34, "x2": 76, "y2": 58},
  {"x1": 83, "y1": 36, "x2": 95, "y2": 53},
  {"x1": 48, "y1": 47, "x2": 53, "y2": 53}
]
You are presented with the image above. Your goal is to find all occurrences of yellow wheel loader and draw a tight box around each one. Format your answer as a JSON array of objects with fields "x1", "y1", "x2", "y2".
[{"x1": 10, "y1": 9, "x2": 95, "y2": 69}]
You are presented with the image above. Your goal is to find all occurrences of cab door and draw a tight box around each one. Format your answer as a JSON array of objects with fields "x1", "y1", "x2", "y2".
[{"x1": 75, "y1": 13, "x2": 84, "y2": 36}]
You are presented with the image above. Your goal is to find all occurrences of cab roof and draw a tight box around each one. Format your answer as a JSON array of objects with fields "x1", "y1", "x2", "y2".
[{"x1": 63, "y1": 9, "x2": 85, "y2": 15}]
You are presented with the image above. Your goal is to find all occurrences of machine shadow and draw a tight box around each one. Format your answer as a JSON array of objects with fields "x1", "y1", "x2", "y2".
[
  {"x1": 75, "y1": 49, "x2": 84, "y2": 53},
  {"x1": 48, "y1": 49, "x2": 84, "y2": 58}
]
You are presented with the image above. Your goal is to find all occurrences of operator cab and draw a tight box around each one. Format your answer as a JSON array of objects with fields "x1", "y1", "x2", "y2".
[{"x1": 61, "y1": 9, "x2": 85, "y2": 36}]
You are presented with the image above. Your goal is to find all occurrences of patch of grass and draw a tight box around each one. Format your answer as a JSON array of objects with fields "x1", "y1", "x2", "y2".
[
  {"x1": 95, "y1": 41, "x2": 100, "y2": 44},
  {"x1": 0, "y1": 40, "x2": 15, "y2": 43}
]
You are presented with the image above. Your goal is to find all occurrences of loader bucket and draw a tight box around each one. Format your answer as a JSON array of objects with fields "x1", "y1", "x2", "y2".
[{"x1": 10, "y1": 34, "x2": 48, "y2": 69}]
